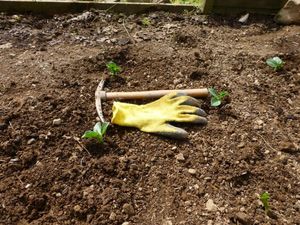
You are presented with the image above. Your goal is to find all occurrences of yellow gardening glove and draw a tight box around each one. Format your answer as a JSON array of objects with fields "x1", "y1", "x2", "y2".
[{"x1": 111, "y1": 92, "x2": 207, "y2": 139}]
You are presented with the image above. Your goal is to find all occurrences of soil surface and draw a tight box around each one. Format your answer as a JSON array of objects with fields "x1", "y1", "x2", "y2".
[{"x1": 0, "y1": 11, "x2": 300, "y2": 225}]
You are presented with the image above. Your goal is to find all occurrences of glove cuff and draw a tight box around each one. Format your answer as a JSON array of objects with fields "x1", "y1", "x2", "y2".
[{"x1": 111, "y1": 101, "x2": 141, "y2": 127}]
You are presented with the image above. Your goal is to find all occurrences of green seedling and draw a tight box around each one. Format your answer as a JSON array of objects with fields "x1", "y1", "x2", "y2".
[
  {"x1": 260, "y1": 192, "x2": 270, "y2": 213},
  {"x1": 106, "y1": 61, "x2": 121, "y2": 76},
  {"x1": 142, "y1": 17, "x2": 151, "y2": 26},
  {"x1": 208, "y1": 87, "x2": 228, "y2": 107},
  {"x1": 82, "y1": 122, "x2": 109, "y2": 144},
  {"x1": 266, "y1": 56, "x2": 284, "y2": 71}
]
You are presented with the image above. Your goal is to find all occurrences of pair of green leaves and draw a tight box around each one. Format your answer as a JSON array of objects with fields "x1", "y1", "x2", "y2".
[
  {"x1": 106, "y1": 61, "x2": 121, "y2": 76},
  {"x1": 266, "y1": 57, "x2": 284, "y2": 71},
  {"x1": 82, "y1": 122, "x2": 109, "y2": 144},
  {"x1": 208, "y1": 88, "x2": 228, "y2": 107},
  {"x1": 142, "y1": 17, "x2": 151, "y2": 26}
]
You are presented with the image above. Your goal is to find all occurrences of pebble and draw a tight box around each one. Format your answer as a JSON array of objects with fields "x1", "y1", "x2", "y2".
[
  {"x1": 109, "y1": 212, "x2": 117, "y2": 220},
  {"x1": 238, "y1": 142, "x2": 245, "y2": 148},
  {"x1": 173, "y1": 78, "x2": 182, "y2": 85},
  {"x1": 122, "y1": 222, "x2": 130, "y2": 225},
  {"x1": 122, "y1": 203, "x2": 135, "y2": 215},
  {"x1": 27, "y1": 138, "x2": 36, "y2": 145},
  {"x1": 87, "y1": 214, "x2": 93, "y2": 223},
  {"x1": 235, "y1": 212, "x2": 252, "y2": 225},
  {"x1": 53, "y1": 118, "x2": 62, "y2": 125},
  {"x1": 205, "y1": 199, "x2": 218, "y2": 211},
  {"x1": 267, "y1": 210, "x2": 278, "y2": 220},
  {"x1": 280, "y1": 142, "x2": 299, "y2": 153},
  {"x1": 0, "y1": 43, "x2": 12, "y2": 49},
  {"x1": 295, "y1": 200, "x2": 300, "y2": 210},
  {"x1": 188, "y1": 168, "x2": 197, "y2": 175},
  {"x1": 175, "y1": 153, "x2": 185, "y2": 161},
  {"x1": 207, "y1": 220, "x2": 213, "y2": 225},
  {"x1": 254, "y1": 119, "x2": 264, "y2": 130},
  {"x1": 256, "y1": 119, "x2": 264, "y2": 125},
  {"x1": 162, "y1": 219, "x2": 173, "y2": 225},
  {"x1": 73, "y1": 205, "x2": 81, "y2": 212},
  {"x1": 118, "y1": 38, "x2": 130, "y2": 45}
]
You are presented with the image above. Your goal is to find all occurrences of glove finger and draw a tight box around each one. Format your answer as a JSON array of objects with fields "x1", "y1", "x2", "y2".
[
  {"x1": 171, "y1": 95, "x2": 201, "y2": 107},
  {"x1": 177, "y1": 105, "x2": 207, "y2": 117},
  {"x1": 141, "y1": 123, "x2": 188, "y2": 139},
  {"x1": 157, "y1": 124, "x2": 188, "y2": 139},
  {"x1": 160, "y1": 92, "x2": 179, "y2": 100},
  {"x1": 173, "y1": 114, "x2": 208, "y2": 124}
]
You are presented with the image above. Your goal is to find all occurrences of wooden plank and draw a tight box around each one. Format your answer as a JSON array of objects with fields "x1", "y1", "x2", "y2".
[
  {"x1": 213, "y1": 7, "x2": 281, "y2": 15},
  {"x1": 0, "y1": 0, "x2": 198, "y2": 15},
  {"x1": 202, "y1": 0, "x2": 214, "y2": 14},
  {"x1": 214, "y1": 0, "x2": 287, "y2": 10}
]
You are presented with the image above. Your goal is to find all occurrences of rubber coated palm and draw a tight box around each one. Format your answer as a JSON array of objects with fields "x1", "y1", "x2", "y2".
[{"x1": 111, "y1": 92, "x2": 207, "y2": 139}]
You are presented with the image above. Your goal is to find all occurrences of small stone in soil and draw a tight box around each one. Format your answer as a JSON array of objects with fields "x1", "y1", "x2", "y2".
[
  {"x1": 27, "y1": 138, "x2": 36, "y2": 145},
  {"x1": 109, "y1": 212, "x2": 117, "y2": 220},
  {"x1": 267, "y1": 210, "x2": 278, "y2": 220},
  {"x1": 175, "y1": 153, "x2": 185, "y2": 161},
  {"x1": 238, "y1": 142, "x2": 245, "y2": 148},
  {"x1": 162, "y1": 219, "x2": 173, "y2": 225},
  {"x1": 280, "y1": 142, "x2": 299, "y2": 154},
  {"x1": 118, "y1": 38, "x2": 131, "y2": 45},
  {"x1": 188, "y1": 168, "x2": 197, "y2": 175},
  {"x1": 234, "y1": 212, "x2": 253, "y2": 225},
  {"x1": 206, "y1": 199, "x2": 218, "y2": 211},
  {"x1": 122, "y1": 203, "x2": 135, "y2": 215},
  {"x1": 73, "y1": 205, "x2": 81, "y2": 212},
  {"x1": 295, "y1": 200, "x2": 300, "y2": 210},
  {"x1": 53, "y1": 118, "x2": 62, "y2": 125},
  {"x1": 207, "y1": 220, "x2": 213, "y2": 225}
]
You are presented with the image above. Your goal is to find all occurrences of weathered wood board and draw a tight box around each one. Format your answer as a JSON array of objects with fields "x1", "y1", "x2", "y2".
[
  {"x1": 204, "y1": 0, "x2": 288, "y2": 14},
  {"x1": 0, "y1": 0, "x2": 288, "y2": 15},
  {"x1": 0, "y1": 0, "x2": 197, "y2": 15}
]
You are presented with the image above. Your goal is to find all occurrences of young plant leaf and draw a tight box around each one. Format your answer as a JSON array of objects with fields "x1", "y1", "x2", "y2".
[
  {"x1": 273, "y1": 56, "x2": 282, "y2": 64},
  {"x1": 219, "y1": 91, "x2": 229, "y2": 98},
  {"x1": 266, "y1": 57, "x2": 284, "y2": 71},
  {"x1": 208, "y1": 87, "x2": 229, "y2": 107},
  {"x1": 82, "y1": 130, "x2": 99, "y2": 139},
  {"x1": 93, "y1": 122, "x2": 102, "y2": 134},
  {"x1": 82, "y1": 122, "x2": 109, "y2": 144},
  {"x1": 208, "y1": 88, "x2": 218, "y2": 98},
  {"x1": 100, "y1": 122, "x2": 109, "y2": 135},
  {"x1": 211, "y1": 97, "x2": 221, "y2": 107},
  {"x1": 142, "y1": 17, "x2": 151, "y2": 26},
  {"x1": 260, "y1": 192, "x2": 270, "y2": 213},
  {"x1": 106, "y1": 61, "x2": 121, "y2": 76}
]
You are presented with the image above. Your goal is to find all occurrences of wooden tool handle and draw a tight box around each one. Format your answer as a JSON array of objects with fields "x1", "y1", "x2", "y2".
[{"x1": 100, "y1": 88, "x2": 209, "y2": 100}]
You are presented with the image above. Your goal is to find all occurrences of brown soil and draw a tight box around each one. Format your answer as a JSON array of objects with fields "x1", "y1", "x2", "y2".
[{"x1": 0, "y1": 11, "x2": 300, "y2": 225}]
